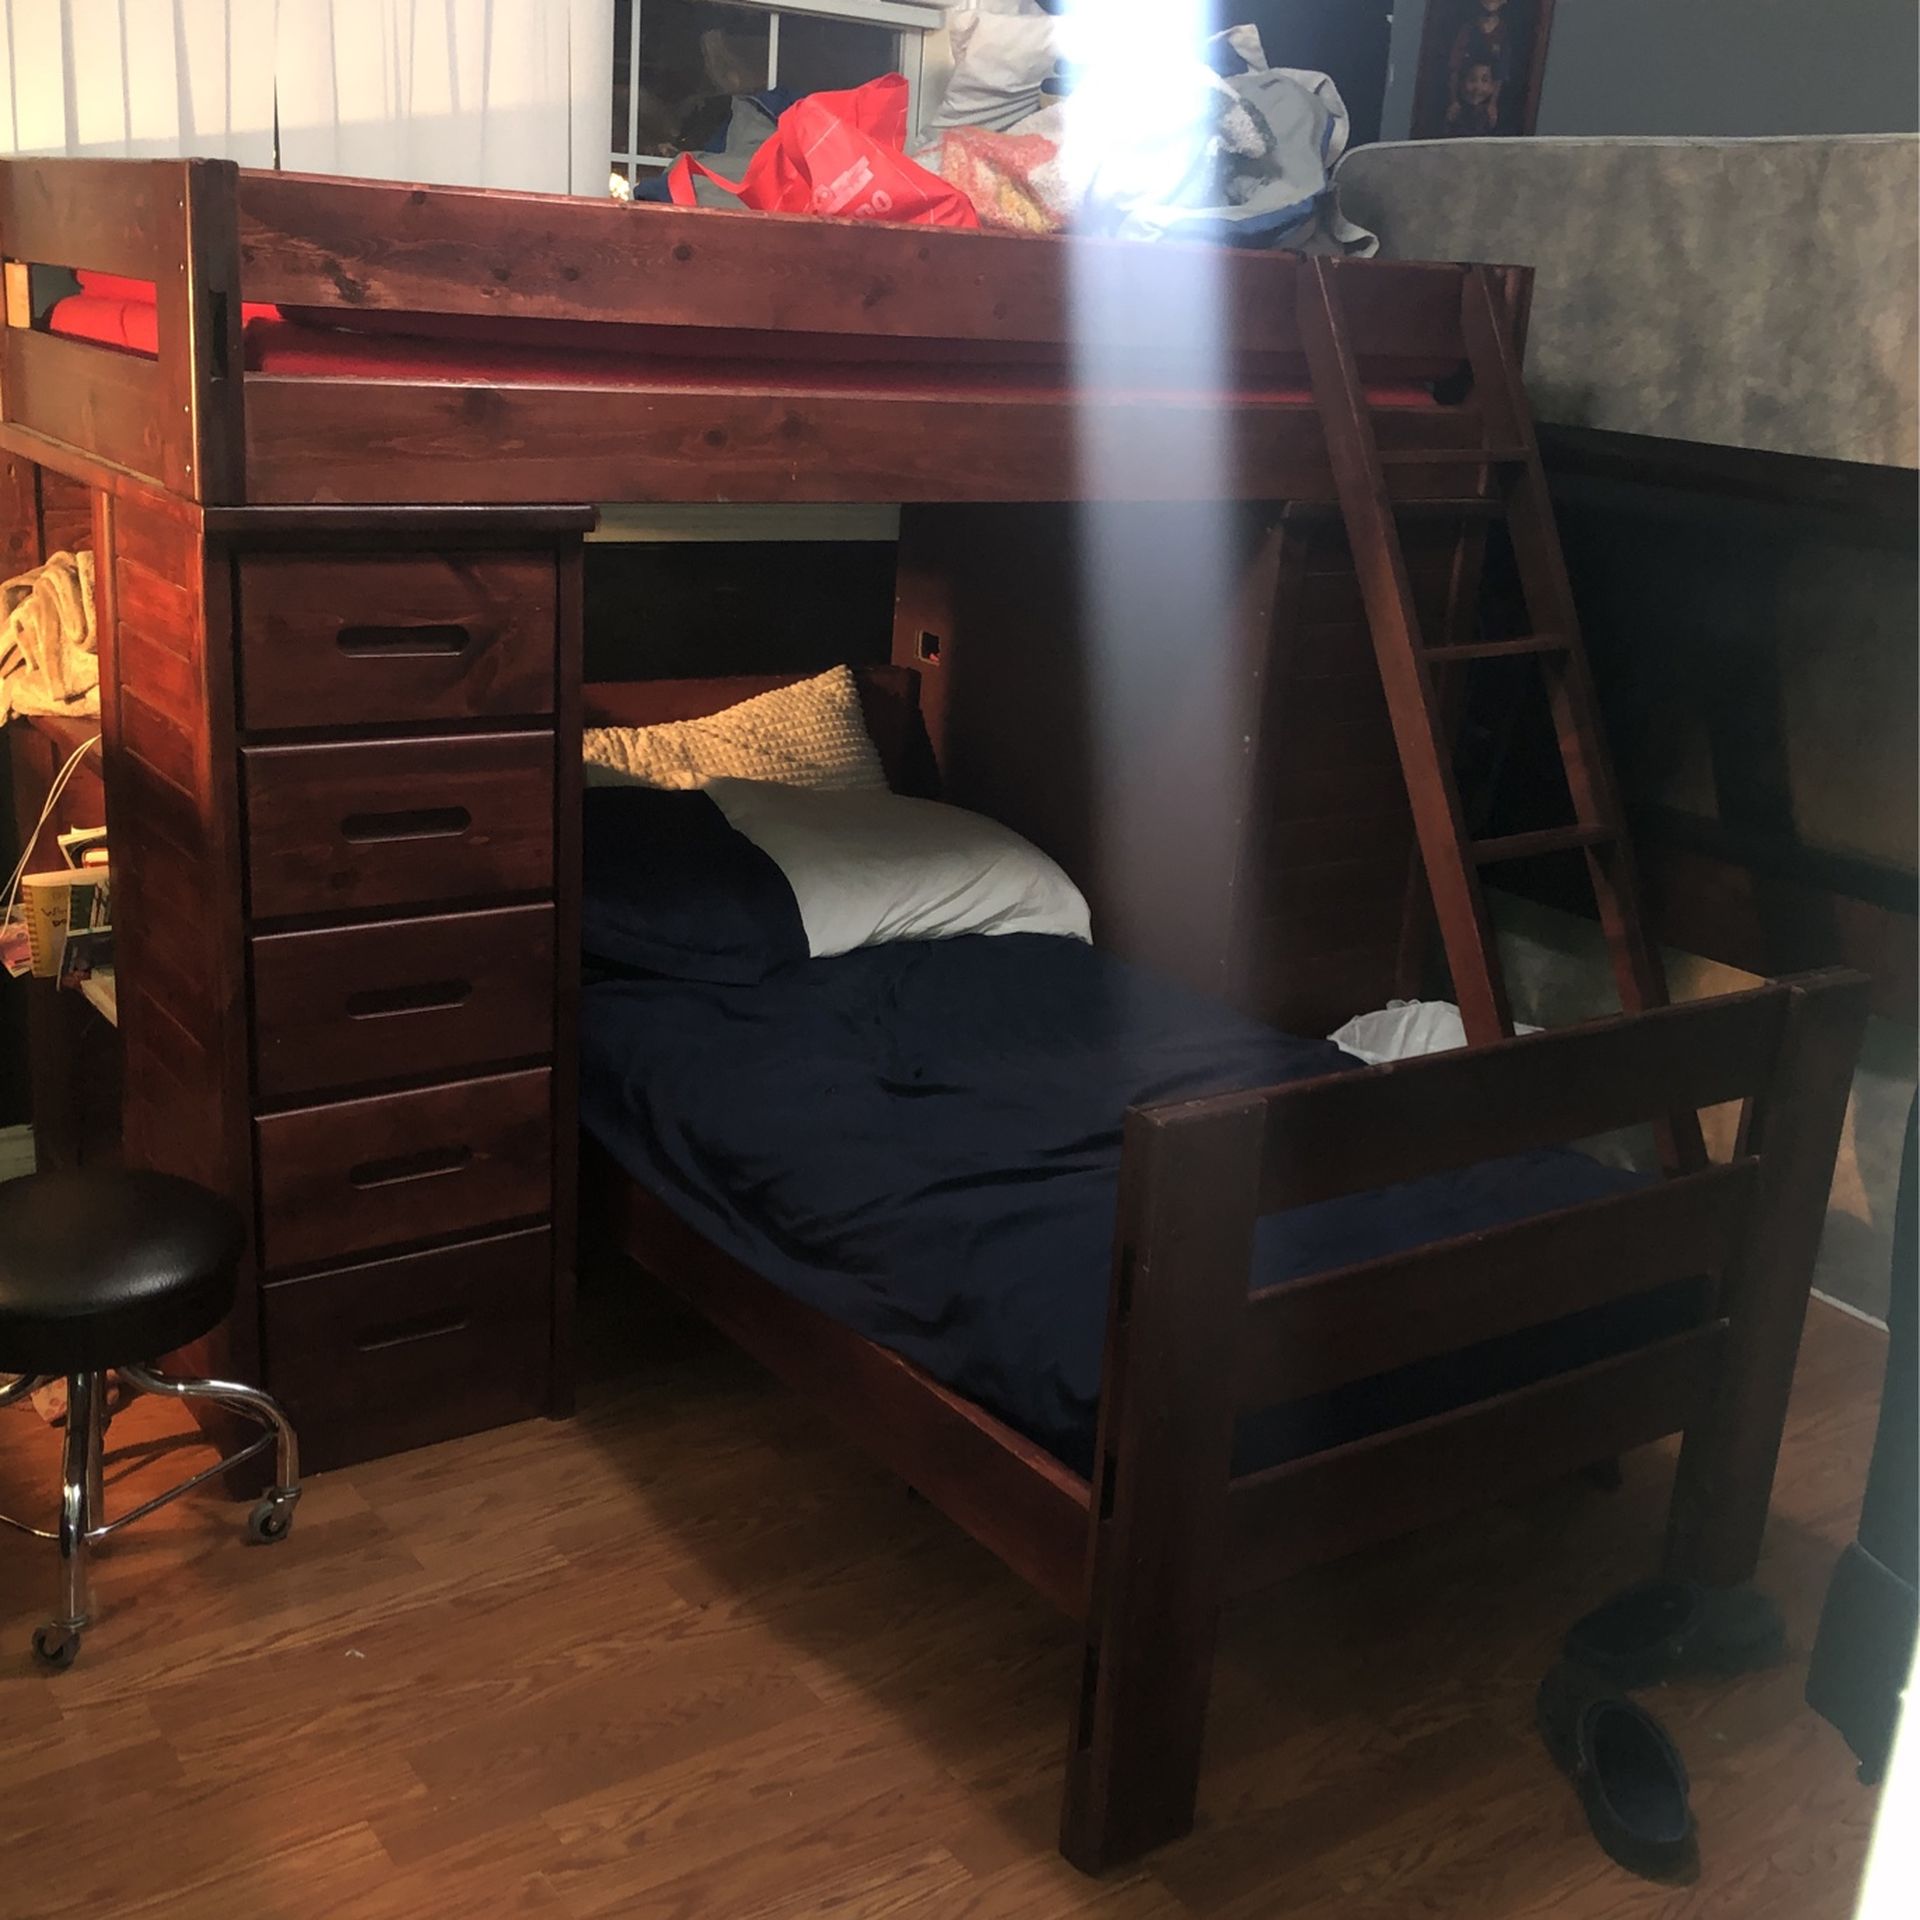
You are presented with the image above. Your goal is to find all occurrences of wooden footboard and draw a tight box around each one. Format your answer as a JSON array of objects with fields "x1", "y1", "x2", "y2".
[
  {"x1": 1063, "y1": 968, "x2": 1867, "y2": 1869},
  {"x1": 586, "y1": 963, "x2": 1865, "y2": 1874}
]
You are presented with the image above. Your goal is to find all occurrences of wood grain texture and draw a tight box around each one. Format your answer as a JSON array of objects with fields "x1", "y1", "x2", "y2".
[
  {"x1": 206, "y1": 504, "x2": 598, "y2": 538},
  {"x1": 0, "y1": 155, "x2": 189, "y2": 280},
  {"x1": 250, "y1": 903, "x2": 557, "y2": 1101},
  {"x1": 0, "y1": 157, "x2": 240, "y2": 500},
  {"x1": 97, "y1": 488, "x2": 258, "y2": 1385},
  {"x1": 27, "y1": 464, "x2": 90, "y2": 559},
  {"x1": 1299, "y1": 258, "x2": 1509, "y2": 1040},
  {"x1": 0, "y1": 1293, "x2": 1882, "y2": 1919},
  {"x1": 242, "y1": 730, "x2": 556, "y2": 918},
  {"x1": 891, "y1": 504, "x2": 1470, "y2": 1038},
  {"x1": 237, "y1": 551, "x2": 558, "y2": 730},
  {"x1": 1064, "y1": 1100, "x2": 1267, "y2": 1871},
  {"x1": 254, "y1": 1066, "x2": 552, "y2": 1272},
  {"x1": 1238, "y1": 1161, "x2": 1758, "y2": 1406},
  {"x1": 1458, "y1": 269, "x2": 1691, "y2": 1129},
  {"x1": 0, "y1": 327, "x2": 173, "y2": 492},
  {"x1": 234, "y1": 169, "x2": 1476, "y2": 362},
  {"x1": 575, "y1": 965, "x2": 1842, "y2": 1873},
  {"x1": 241, "y1": 379, "x2": 1493, "y2": 510},
  {"x1": 547, "y1": 543, "x2": 584, "y2": 1421},
  {"x1": 261, "y1": 1226, "x2": 554, "y2": 1469},
  {"x1": 891, "y1": 503, "x2": 1289, "y2": 1009},
  {"x1": 1226, "y1": 1325, "x2": 1724, "y2": 1598},
  {"x1": 1241, "y1": 984, "x2": 1792, "y2": 1210},
  {"x1": 1666, "y1": 971, "x2": 1873, "y2": 1587},
  {"x1": 1, "y1": 451, "x2": 41, "y2": 571},
  {"x1": 586, "y1": 1147, "x2": 1092, "y2": 1620}
]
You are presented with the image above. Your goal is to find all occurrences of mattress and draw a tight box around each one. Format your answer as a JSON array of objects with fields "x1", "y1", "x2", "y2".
[
  {"x1": 46, "y1": 271, "x2": 1441, "y2": 405},
  {"x1": 580, "y1": 932, "x2": 1690, "y2": 1475}
]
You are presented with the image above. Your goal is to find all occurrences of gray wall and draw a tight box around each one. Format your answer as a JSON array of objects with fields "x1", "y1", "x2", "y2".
[{"x1": 1384, "y1": 0, "x2": 1920, "y2": 141}]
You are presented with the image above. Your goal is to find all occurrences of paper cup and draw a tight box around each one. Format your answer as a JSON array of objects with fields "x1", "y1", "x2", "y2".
[{"x1": 20, "y1": 872, "x2": 73, "y2": 980}]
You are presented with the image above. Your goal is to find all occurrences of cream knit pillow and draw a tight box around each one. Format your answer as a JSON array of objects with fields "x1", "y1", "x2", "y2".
[{"x1": 583, "y1": 665, "x2": 888, "y2": 792}]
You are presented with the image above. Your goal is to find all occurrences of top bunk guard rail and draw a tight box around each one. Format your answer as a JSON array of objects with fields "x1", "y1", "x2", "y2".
[
  {"x1": 0, "y1": 157, "x2": 241, "y2": 503},
  {"x1": 1, "y1": 156, "x2": 1532, "y2": 508},
  {"x1": 230, "y1": 168, "x2": 1484, "y2": 367}
]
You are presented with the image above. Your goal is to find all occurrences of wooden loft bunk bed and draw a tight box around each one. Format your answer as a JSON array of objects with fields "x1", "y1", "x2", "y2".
[{"x1": 0, "y1": 155, "x2": 1868, "y2": 1870}]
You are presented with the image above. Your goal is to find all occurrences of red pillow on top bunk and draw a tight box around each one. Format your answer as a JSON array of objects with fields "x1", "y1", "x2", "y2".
[
  {"x1": 73, "y1": 270, "x2": 157, "y2": 304},
  {"x1": 51, "y1": 270, "x2": 284, "y2": 360}
]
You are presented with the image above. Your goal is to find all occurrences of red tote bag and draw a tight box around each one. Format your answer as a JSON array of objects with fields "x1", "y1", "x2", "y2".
[{"x1": 666, "y1": 76, "x2": 978, "y2": 230}]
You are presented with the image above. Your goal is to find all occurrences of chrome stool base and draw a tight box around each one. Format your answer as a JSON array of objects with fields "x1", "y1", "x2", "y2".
[{"x1": 0, "y1": 1364, "x2": 301, "y2": 1670}]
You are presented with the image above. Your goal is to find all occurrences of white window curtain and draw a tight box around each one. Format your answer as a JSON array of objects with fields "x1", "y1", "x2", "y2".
[
  {"x1": 0, "y1": 0, "x2": 277, "y2": 163},
  {"x1": 0, "y1": 0, "x2": 613, "y2": 194},
  {"x1": 276, "y1": 1, "x2": 612, "y2": 194}
]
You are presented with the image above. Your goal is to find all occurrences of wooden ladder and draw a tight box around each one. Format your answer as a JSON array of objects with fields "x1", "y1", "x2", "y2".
[{"x1": 1299, "y1": 257, "x2": 1703, "y2": 1162}]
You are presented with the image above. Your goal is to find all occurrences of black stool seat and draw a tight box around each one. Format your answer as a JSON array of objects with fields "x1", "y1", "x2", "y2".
[{"x1": 0, "y1": 1171, "x2": 244, "y2": 1376}]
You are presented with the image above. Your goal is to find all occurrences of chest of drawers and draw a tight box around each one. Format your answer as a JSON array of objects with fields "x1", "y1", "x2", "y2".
[
  {"x1": 237, "y1": 533, "x2": 581, "y2": 1467},
  {"x1": 95, "y1": 502, "x2": 589, "y2": 1472}
]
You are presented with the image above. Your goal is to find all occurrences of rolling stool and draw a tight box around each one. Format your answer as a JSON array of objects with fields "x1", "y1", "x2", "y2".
[{"x1": 0, "y1": 1169, "x2": 301, "y2": 1670}]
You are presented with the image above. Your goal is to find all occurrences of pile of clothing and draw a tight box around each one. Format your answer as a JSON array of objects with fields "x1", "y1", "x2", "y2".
[
  {"x1": 915, "y1": 6, "x2": 1376, "y2": 249},
  {"x1": 627, "y1": 5, "x2": 1375, "y2": 251},
  {"x1": 0, "y1": 550, "x2": 97, "y2": 724}
]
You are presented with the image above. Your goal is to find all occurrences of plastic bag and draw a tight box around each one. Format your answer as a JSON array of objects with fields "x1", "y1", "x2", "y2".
[
  {"x1": 1328, "y1": 998, "x2": 1540, "y2": 1066},
  {"x1": 666, "y1": 76, "x2": 978, "y2": 229}
]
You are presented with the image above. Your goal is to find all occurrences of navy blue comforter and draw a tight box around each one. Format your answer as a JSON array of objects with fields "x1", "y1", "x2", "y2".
[{"x1": 581, "y1": 935, "x2": 1668, "y2": 1474}]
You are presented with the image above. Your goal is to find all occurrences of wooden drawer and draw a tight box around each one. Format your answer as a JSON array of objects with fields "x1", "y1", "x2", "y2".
[
  {"x1": 244, "y1": 731, "x2": 554, "y2": 919},
  {"x1": 263, "y1": 1227, "x2": 552, "y2": 1468},
  {"x1": 252, "y1": 904, "x2": 555, "y2": 1101},
  {"x1": 238, "y1": 553, "x2": 556, "y2": 730},
  {"x1": 255, "y1": 1067, "x2": 551, "y2": 1270}
]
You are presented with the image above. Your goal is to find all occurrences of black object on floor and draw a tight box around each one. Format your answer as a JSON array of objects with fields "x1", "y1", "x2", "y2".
[
  {"x1": 1538, "y1": 1661, "x2": 1698, "y2": 1882},
  {"x1": 1807, "y1": 1091, "x2": 1918, "y2": 1783},
  {"x1": 1563, "y1": 1577, "x2": 1786, "y2": 1690},
  {"x1": 0, "y1": 1169, "x2": 302, "y2": 1671}
]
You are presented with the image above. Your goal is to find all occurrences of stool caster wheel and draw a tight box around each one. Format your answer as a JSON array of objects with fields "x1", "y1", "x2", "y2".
[
  {"x1": 246, "y1": 1494, "x2": 297, "y2": 1544},
  {"x1": 32, "y1": 1624, "x2": 79, "y2": 1671}
]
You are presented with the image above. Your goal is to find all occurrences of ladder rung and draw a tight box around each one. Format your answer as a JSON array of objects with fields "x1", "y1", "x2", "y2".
[
  {"x1": 1388, "y1": 496, "x2": 1506, "y2": 520},
  {"x1": 1296, "y1": 497, "x2": 1506, "y2": 521},
  {"x1": 1376, "y1": 446, "x2": 1533, "y2": 467},
  {"x1": 1431, "y1": 634, "x2": 1572, "y2": 662},
  {"x1": 1472, "y1": 825, "x2": 1614, "y2": 864}
]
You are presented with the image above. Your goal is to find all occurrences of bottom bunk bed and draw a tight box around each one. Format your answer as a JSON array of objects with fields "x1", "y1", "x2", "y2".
[{"x1": 575, "y1": 666, "x2": 1867, "y2": 1872}]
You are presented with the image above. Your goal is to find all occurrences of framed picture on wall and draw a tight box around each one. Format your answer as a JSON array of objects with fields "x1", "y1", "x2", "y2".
[{"x1": 1409, "y1": 0, "x2": 1556, "y2": 140}]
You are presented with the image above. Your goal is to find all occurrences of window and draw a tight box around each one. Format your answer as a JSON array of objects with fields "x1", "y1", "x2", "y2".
[{"x1": 610, "y1": 0, "x2": 944, "y2": 186}]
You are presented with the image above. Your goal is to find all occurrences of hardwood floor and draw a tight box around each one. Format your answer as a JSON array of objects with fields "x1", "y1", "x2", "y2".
[{"x1": 0, "y1": 1289, "x2": 1886, "y2": 1919}]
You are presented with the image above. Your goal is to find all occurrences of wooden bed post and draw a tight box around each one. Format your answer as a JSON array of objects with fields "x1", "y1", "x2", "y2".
[
  {"x1": 1665, "y1": 969, "x2": 1870, "y2": 1587},
  {"x1": 0, "y1": 158, "x2": 243, "y2": 503},
  {"x1": 1061, "y1": 1096, "x2": 1264, "y2": 1873},
  {"x1": 167, "y1": 158, "x2": 246, "y2": 505}
]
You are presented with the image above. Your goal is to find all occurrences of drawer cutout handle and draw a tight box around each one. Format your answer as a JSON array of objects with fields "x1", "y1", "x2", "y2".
[
  {"x1": 341, "y1": 805, "x2": 471, "y2": 844},
  {"x1": 337, "y1": 623, "x2": 471, "y2": 659},
  {"x1": 348, "y1": 1144, "x2": 474, "y2": 1189},
  {"x1": 356, "y1": 1312, "x2": 472, "y2": 1355},
  {"x1": 345, "y1": 979, "x2": 474, "y2": 1021}
]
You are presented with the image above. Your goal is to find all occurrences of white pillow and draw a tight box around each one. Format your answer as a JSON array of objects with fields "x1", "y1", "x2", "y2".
[
  {"x1": 706, "y1": 779, "x2": 1092, "y2": 957},
  {"x1": 583, "y1": 665, "x2": 886, "y2": 792}
]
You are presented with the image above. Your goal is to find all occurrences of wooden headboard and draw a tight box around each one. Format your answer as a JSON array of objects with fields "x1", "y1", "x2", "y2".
[{"x1": 580, "y1": 664, "x2": 941, "y2": 799}]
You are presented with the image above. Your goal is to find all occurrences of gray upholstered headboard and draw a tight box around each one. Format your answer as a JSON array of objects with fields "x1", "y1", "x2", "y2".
[{"x1": 1334, "y1": 135, "x2": 1919, "y2": 469}]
